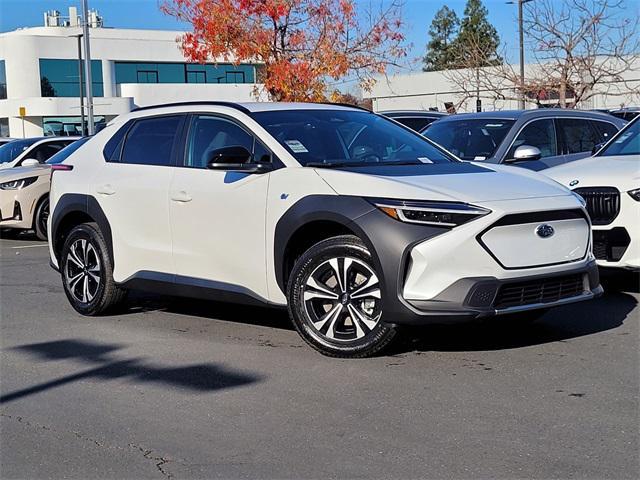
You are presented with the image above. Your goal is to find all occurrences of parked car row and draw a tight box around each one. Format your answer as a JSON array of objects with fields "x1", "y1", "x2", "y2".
[{"x1": 1, "y1": 103, "x2": 636, "y2": 357}]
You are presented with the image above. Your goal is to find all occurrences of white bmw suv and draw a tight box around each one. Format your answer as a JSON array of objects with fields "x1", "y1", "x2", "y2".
[{"x1": 48, "y1": 102, "x2": 602, "y2": 357}]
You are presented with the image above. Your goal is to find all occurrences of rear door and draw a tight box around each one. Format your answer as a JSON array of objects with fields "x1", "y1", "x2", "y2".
[
  {"x1": 90, "y1": 114, "x2": 185, "y2": 282},
  {"x1": 555, "y1": 118, "x2": 601, "y2": 165},
  {"x1": 168, "y1": 113, "x2": 272, "y2": 301}
]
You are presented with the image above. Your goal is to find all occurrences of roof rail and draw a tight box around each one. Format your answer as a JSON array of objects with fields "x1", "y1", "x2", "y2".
[
  {"x1": 131, "y1": 101, "x2": 251, "y2": 114},
  {"x1": 319, "y1": 102, "x2": 372, "y2": 112}
]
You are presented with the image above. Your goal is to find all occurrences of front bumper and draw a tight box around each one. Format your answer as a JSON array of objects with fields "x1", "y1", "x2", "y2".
[{"x1": 402, "y1": 261, "x2": 602, "y2": 324}]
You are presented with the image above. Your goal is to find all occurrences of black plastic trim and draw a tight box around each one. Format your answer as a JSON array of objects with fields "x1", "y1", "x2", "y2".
[{"x1": 132, "y1": 101, "x2": 252, "y2": 114}]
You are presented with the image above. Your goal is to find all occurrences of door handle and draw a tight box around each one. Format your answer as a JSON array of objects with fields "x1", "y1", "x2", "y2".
[
  {"x1": 96, "y1": 184, "x2": 116, "y2": 196},
  {"x1": 171, "y1": 190, "x2": 192, "y2": 203}
]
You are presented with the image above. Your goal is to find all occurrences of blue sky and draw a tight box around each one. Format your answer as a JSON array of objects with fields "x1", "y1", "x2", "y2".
[{"x1": 1, "y1": 0, "x2": 523, "y2": 70}]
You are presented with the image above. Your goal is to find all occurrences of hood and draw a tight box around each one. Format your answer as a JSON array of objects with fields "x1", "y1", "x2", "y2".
[
  {"x1": 544, "y1": 155, "x2": 640, "y2": 191},
  {"x1": 315, "y1": 162, "x2": 571, "y2": 203},
  {"x1": 0, "y1": 164, "x2": 50, "y2": 182}
]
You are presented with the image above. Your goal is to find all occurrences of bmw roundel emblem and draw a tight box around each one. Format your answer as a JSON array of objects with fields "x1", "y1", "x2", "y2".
[
  {"x1": 569, "y1": 179, "x2": 579, "y2": 187},
  {"x1": 536, "y1": 224, "x2": 555, "y2": 238}
]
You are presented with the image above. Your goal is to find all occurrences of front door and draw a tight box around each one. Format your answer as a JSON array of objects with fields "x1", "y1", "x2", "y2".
[{"x1": 169, "y1": 114, "x2": 272, "y2": 301}]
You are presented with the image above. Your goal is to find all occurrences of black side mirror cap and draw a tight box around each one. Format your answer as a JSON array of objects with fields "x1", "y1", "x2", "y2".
[{"x1": 206, "y1": 146, "x2": 253, "y2": 166}]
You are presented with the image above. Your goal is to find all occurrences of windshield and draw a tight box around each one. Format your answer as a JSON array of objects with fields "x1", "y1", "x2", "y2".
[
  {"x1": 252, "y1": 110, "x2": 454, "y2": 166},
  {"x1": 598, "y1": 119, "x2": 639, "y2": 157},
  {"x1": 46, "y1": 137, "x2": 89, "y2": 164},
  {"x1": 422, "y1": 118, "x2": 515, "y2": 161},
  {"x1": 0, "y1": 138, "x2": 39, "y2": 164}
]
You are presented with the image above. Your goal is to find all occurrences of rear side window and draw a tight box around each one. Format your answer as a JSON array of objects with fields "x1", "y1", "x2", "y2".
[
  {"x1": 103, "y1": 122, "x2": 132, "y2": 162},
  {"x1": 557, "y1": 118, "x2": 599, "y2": 154},
  {"x1": 591, "y1": 120, "x2": 618, "y2": 142},
  {"x1": 120, "y1": 115, "x2": 183, "y2": 166}
]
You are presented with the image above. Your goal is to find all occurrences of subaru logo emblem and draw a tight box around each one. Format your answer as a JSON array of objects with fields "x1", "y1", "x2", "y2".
[
  {"x1": 536, "y1": 224, "x2": 555, "y2": 238},
  {"x1": 569, "y1": 179, "x2": 579, "y2": 187}
]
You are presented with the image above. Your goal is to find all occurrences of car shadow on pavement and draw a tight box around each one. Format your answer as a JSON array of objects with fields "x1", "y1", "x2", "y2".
[
  {"x1": 0, "y1": 339, "x2": 263, "y2": 405},
  {"x1": 394, "y1": 292, "x2": 638, "y2": 354}
]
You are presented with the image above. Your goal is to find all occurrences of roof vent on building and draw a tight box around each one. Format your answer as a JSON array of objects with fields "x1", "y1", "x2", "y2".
[{"x1": 43, "y1": 7, "x2": 103, "y2": 28}]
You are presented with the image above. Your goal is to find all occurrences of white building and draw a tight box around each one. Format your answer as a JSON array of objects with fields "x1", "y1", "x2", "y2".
[
  {"x1": 365, "y1": 58, "x2": 640, "y2": 113},
  {"x1": 0, "y1": 8, "x2": 263, "y2": 137}
]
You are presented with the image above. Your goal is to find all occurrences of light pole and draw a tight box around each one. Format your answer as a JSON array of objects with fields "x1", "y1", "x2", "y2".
[
  {"x1": 66, "y1": 33, "x2": 86, "y2": 136},
  {"x1": 81, "y1": 0, "x2": 94, "y2": 134},
  {"x1": 508, "y1": 0, "x2": 533, "y2": 109}
]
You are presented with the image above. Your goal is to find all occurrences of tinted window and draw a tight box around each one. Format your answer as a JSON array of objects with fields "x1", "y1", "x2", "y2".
[
  {"x1": 507, "y1": 119, "x2": 557, "y2": 159},
  {"x1": 557, "y1": 118, "x2": 599, "y2": 154},
  {"x1": 391, "y1": 117, "x2": 434, "y2": 132},
  {"x1": 120, "y1": 116, "x2": 182, "y2": 166},
  {"x1": 47, "y1": 137, "x2": 89, "y2": 164},
  {"x1": 598, "y1": 120, "x2": 639, "y2": 157},
  {"x1": 186, "y1": 115, "x2": 256, "y2": 168},
  {"x1": 25, "y1": 141, "x2": 71, "y2": 164},
  {"x1": 103, "y1": 122, "x2": 132, "y2": 162},
  {"x1": 253, "y1": 110, "x2": 453, "y2": 166},
  {"x1": 591, "y1": 120, "x2": 618, "y2": 142},
  {"x1": 0, "y1": 138, "x2": 39, "y2": 164}
]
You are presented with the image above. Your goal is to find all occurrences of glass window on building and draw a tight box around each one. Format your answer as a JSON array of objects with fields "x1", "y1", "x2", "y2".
[
  {"x1": 115, "y1": 61, "x2": 257, "y2": 85},
  {"x1": 40, "y1": 59, "x2": 103, "y2": 97},
  {"x1": 0, "y1": 61, "x2": 6, "y2": 99},
  {"x1": 43, "y1": 116, "x2": 105, "y2": 136},
  {"x1": 0, "y1": 118, "x2": 9, "y2": 137}
]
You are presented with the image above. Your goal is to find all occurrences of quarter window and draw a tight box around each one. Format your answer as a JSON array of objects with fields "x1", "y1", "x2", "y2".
[
  {"x1": 120, "y1": 115, "x2": 183, "y2": 166},
  {"x1": 557, "y1": 118, "x2": 600, "y2": 154},
  {"x1": 591, "y1": 121, "x2": 618, "y2": 142},
  {"x1": 185, "y1": 115, "x2": 266, "y2": 168},
  {"x1": 507, "y1": 119, "x2": 557, "y2": 159}
]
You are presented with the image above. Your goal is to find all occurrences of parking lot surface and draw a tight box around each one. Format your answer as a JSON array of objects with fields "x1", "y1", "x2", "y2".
[{"x1": 0, "y1": 235, "x2": 638, "y2": 479}]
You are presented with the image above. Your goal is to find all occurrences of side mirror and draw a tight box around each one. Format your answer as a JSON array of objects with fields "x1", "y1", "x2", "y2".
[
  {"x1": 206, "y1": 146, "x2": 252, "y2": 166},
  {"x1": 20, "y1": 158, "x2": 40, "y2": 168},
  {"x1": 508, "y1": 145, "x2": 542, "y2": 162},
  {"x1": 592, "y1": 142, "x2": 605, "y2": 154}
]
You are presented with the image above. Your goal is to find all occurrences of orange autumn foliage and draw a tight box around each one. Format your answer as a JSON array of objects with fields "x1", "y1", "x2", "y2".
[{"x1": 161, "y1": 0, "x2": 407, "y2": 101}]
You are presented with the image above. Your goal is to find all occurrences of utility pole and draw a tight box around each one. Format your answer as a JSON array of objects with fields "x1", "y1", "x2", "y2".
[
  {"x1": 81, "y1": 0, "x2": 94, "y2": 134},
  {"x1": 76, "y1": 34, "x2": 86, "y2": 136},
  {"x1": 508, "y1": 0, "x2": 532, "y2": 109}
]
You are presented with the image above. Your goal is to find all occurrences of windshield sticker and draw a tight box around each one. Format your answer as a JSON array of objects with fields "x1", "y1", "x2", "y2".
[
  {"x1": 285, "y1": 140, "x2": 309, "y2": 153},
  {"x1": 417, "y1": 157, "x2": 434, "y2": 164},
  {"x1": 474, "y1": 156, "x2": 487, "y2": 161},
  {"x1": 485, "y1": 123, "x2": 505, "y2": 128}
]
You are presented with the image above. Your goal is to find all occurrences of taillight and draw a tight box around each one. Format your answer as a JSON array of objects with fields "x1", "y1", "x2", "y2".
[{"x1": 50, "y1": 164, "x2": 74, "y2": 181}]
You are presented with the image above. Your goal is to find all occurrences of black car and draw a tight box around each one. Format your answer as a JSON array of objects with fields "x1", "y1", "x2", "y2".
[{"x1": 380, "y1": 110, "x2": 448, "y2": 132}]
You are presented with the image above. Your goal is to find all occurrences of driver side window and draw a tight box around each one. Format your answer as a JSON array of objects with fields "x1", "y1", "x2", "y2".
[
  {"x1": 507, "y1": 119, "x2": 557, "y2": 159},
  {"x1": 186, "y1": 115, "x2": 268, "y2": 168}
]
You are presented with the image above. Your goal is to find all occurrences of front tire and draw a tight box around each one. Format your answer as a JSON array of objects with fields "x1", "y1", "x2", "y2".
[
  {"x1": 60, "y1": 223, "x2": 126, "y2": 315},
  {"x1": 287, "y1": 235, "x2": 396, "y2": 358},
  {"x1": 33, "y1": 196, "x2": 49, "y2": 241}
]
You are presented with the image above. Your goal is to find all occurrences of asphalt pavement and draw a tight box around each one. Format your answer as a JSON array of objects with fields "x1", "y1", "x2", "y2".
[{"x1": 0, "y1": 233, "x2": 638, "y2": 479}]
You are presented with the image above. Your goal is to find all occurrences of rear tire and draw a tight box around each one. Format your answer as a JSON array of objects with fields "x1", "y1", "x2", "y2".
[
  {"x1": 60, "y1": 222, "x2": 126, "y2": 315},
  {"x1": 33, "y1": 196, "x2": 49, "y2": 241},
  {"x1": 287, "y1": 235, "x2": 396, "y2": 358}
]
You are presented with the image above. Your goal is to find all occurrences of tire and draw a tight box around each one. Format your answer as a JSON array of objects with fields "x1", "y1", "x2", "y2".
[
  {"x1": 60, "y1": 222, "x2": 126, "y2": 315},
  {"x1": 33, "y1": 196, "x2": 49, "y2": 241},
  {"x1": 287, "y1": 235, "x2": 396, "y2": 358}
]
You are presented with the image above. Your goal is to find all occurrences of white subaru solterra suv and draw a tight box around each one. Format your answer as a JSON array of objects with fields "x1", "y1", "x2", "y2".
[{"x1": 48, "y1": 102, "x2": 602, "y2": 357}]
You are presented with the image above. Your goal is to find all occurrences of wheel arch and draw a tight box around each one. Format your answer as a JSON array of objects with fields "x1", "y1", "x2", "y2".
[
  {"x1": 51, "y1": 194, "x2": 114, "y2": 265},
  {"x1": 273, "y1": 195, "x2": 378, "y2": 294}
]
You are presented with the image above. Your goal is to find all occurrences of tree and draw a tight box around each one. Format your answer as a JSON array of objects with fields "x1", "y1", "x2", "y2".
[
  {"x1": 453, "y1": 0, "x2": 502, "y2": 68},
  {"x1": 521, "y1": 0, "x2": 639, "y2": 107},
  {"x1": 423, "y1": 6, "x2": 459, "y2": 72},
  {"x1": 162, "y1": 0, "x2": 408, "y2": 102}
]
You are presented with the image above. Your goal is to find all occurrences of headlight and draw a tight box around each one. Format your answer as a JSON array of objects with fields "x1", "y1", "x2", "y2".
[
  {"x1": 371, "y1": 198, "x2": 491, "y2": 227},
  {"x1": 572, "y1": 190, "x2": 587, "y2": 207},
  {"x1": 628, "y1": 188, "x2": 640, "y2": 202},
  {"x1": 0, "y1": 176, "x2": 38, "y2": 190}
]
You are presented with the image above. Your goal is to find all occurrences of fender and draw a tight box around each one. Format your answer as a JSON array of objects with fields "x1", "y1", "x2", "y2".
[
  {"x1": 50, "y1": 193, "x2": 114, "y2": 264},
  {"x1": 273, "y1": 195, "x2": 449, "y2": 325}
]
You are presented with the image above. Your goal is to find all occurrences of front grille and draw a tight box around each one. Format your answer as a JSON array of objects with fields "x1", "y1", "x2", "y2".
[
  {"x1": 573, "y1": 187, "x2": 620, "y2": 225},
  {"x1": 494, "y1": 274, "x2": 585, "y2": 309},
  {"x1": 592, "y1": 227, "x2": 631, "y2": 262}
]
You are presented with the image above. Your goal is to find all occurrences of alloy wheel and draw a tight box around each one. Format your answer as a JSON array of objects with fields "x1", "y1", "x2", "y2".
[
  {"x1": 302, "y1": 256, "x2": 382, "y2": 342},
  {"x1": 65, "y1": 238, "x2": 101, "y2": 304}
]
